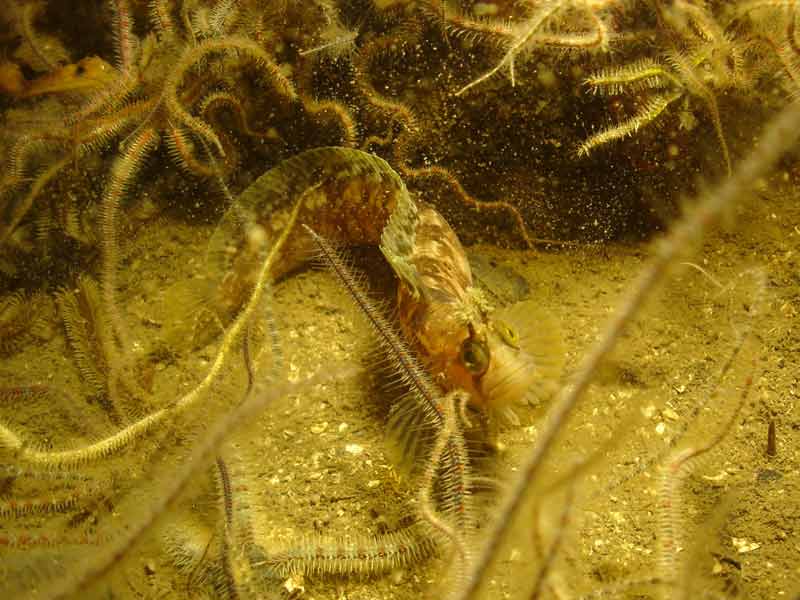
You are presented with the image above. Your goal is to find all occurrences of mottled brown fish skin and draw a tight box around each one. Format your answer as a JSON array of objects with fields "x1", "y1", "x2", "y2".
[{"x1": 394, "y1": 204, "x2": 483, "y2": 399}]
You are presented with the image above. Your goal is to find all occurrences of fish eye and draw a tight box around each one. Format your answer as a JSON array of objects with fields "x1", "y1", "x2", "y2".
[
  {"x1": 495, "y1": 319, "x2": 520, "y2": 349},
  {"x1": 460, "y1": 338, "x2": 490, "y2": 376}
]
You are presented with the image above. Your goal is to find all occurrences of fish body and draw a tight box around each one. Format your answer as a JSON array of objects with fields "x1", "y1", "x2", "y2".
[
  {"x1": 205, "y1": 147, "x2": 560, "y2": 413},
  {"x1": 0, "y1": 56, "x2": 116, "y2": 99}
]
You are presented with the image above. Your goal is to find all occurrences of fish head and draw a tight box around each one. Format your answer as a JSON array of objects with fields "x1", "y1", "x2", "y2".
[{"x1": 448, "y1": 299, "x2": 563, "y2": 416}]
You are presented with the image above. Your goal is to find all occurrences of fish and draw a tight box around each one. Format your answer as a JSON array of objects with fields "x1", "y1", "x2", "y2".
[
  {"x1": 0, "y1": 56, "x2": 117, "y2": 99},
  {"x1": 194, "y1": 146, "x2": 562, "y2": 417}
]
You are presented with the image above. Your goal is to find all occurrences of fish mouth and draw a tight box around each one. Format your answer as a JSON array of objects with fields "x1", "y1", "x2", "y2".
[
  {"x1": 476, "y1": 300, "x2": 564, "y2": 413},
  {"x1": 479, "y1": 339, "x2": 543, "y2": 409}
]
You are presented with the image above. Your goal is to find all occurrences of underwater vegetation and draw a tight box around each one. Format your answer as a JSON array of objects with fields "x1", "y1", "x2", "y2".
[{"x1": 0, "y1": 0, "x2": 798, "y2": 599}]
